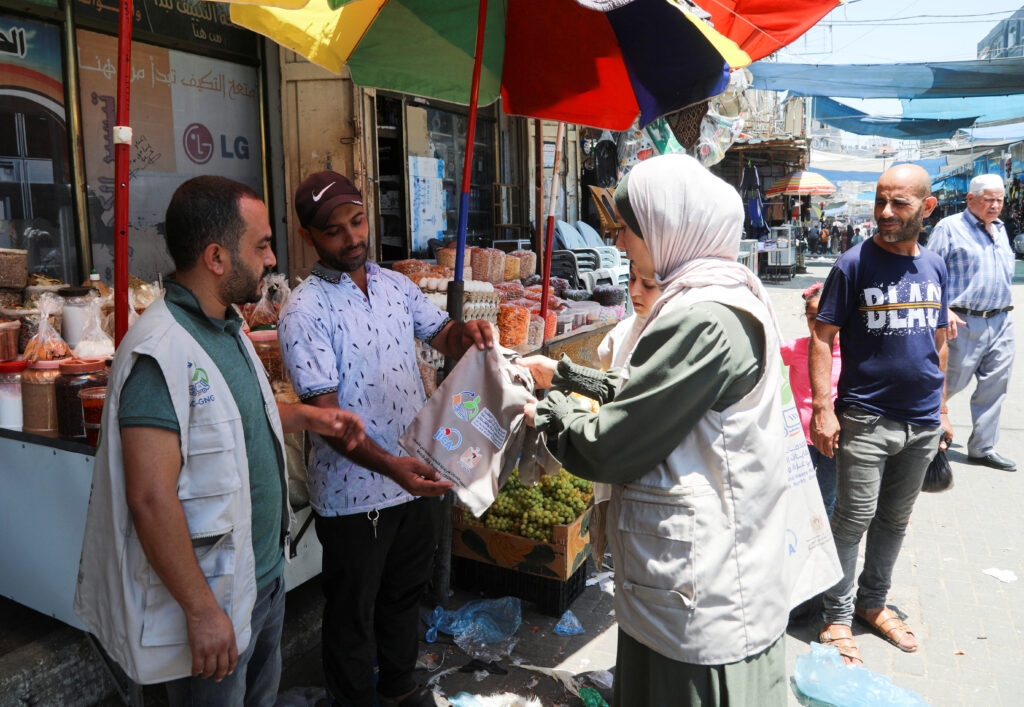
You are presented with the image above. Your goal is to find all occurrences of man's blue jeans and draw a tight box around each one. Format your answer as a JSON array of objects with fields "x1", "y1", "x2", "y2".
[
  {"x1": 807, "y1": 444, "x2": 837, "y2": 518},
  {"x1": 822, "y1": 407, "x2": 940, "y2": 626},
  {"x1": 165, "y1": 574, "x2": 286, "y2": 707}
]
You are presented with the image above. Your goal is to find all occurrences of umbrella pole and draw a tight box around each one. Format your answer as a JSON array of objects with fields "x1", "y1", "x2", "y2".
[
  {"x1": 447, "y1": 0, "x2": 489, "y2": 326},
  {"x1": 538, "y1": 122, "x2": 565, "y2": 338},
  {"x1": 112, "y1": 0, "x2": 134, "y2": 346},
  {"x1": 437, "y1": 0, "x2": 489, "y2": 609}
]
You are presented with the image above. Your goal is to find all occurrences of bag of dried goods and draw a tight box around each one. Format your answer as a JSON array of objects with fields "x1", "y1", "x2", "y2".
[
  {"x1": 74, "y1": 295, "x2": 115, "y2": 359},
  {"x1": 21, "y1": 293, "x2": 71, "y2": 361},
  {"x1": 496, "y1": 303, "x2": 529, "y2": 347},
  {"x1": 392, "y1": 259, "x2": 431, "y2": 279},
  {"x1": 502, "y1": 254, "x2": 521, "y2": 281},
  {"x1": 436, "y1": 247, "x2": 458, "y2": 270},
  {"x1": 590, "y1": 284, "x2": 627, "y2": 307},
  {"x1": 507, "y1": 250, "x2": 537, "y2": 277},
  {"x1": 493, "y1": 282, "x2": 525, "y2": 302}
]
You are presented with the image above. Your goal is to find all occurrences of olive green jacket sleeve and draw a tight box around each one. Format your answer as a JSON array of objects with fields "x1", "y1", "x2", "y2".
[{"x1": 534, "y1": 301, "x2": 764, "y2": 484}]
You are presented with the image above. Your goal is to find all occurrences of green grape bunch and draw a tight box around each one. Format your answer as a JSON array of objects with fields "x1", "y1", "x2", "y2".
[{"x1": 479, "y1": 467, "x2": 594, "y2": 542}]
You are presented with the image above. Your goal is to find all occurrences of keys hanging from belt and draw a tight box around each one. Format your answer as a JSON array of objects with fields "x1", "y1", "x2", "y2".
[{"x1": 368, "y1": 508, "x2": 379, "y2": 539}]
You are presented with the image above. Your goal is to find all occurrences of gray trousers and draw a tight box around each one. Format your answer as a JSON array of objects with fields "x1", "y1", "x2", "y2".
[
  {"x1": 822, "y1": 408, "x2": 941, "y2": 625},
  {"x1": 946, "y1": 312, "x2": 1015, "y2": 457}
]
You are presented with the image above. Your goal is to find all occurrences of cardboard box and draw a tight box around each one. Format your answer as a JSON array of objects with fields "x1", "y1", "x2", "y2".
[{"x1": 452, "y1": 505, "x2": 592, "y2": 581}]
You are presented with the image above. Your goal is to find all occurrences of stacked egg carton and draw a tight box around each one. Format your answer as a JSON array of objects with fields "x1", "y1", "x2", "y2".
[{"x1": 415, "y1": 277, "x2": 500, "y2": 324}]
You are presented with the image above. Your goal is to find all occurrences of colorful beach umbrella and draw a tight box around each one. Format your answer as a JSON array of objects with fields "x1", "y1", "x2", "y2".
[
  {"x1": 766, "y1": 171, "x2": 837, "y2": 197},
  {"x1": 229, "y1": 0, "x2": 754, "y2": 131}
]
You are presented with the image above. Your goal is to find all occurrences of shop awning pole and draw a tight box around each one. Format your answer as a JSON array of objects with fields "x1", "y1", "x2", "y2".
[
  {"x1": 447, "y1": 0, "x2": 489, "y2": 326},
  {"x1": 112, "y1": 0, "x2": 134, "y2": 346},
  {"x1": 538, "y1": 121, "x2": 565, "y2": 339}
]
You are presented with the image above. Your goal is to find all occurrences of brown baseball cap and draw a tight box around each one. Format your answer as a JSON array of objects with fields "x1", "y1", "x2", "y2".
[{"x1": 294, "y1": 170, "x2": 363, "y2": 229}]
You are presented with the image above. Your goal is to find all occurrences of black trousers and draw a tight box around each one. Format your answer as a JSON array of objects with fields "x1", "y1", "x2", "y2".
[{"x1": 314, "y1": 498, "x2": 442, "y2": 706}]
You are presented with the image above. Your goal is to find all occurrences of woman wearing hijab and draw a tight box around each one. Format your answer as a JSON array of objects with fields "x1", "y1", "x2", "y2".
[{"x1": 519, "y1": 154, "x2": 790, "y2": 706}]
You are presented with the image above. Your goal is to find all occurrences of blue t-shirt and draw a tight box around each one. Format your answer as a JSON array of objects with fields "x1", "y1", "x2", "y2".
[{"x1": 816, "y1": 238, "x2": 948, "y2": 427}]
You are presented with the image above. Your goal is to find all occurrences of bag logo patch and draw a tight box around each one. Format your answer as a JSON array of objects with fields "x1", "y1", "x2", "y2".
[
  {"x1": 433, "y1": 426, "x2": 462, "y2": 451},
  {"x1": 452, "y1": 391, "x2": 482, "y2": 422},
  {"x1": 459, "y1": 446, "x2": 481, "y2": 471}
]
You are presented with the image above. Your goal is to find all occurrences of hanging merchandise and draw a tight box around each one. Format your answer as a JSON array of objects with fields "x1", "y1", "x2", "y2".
[{"x1": 695, "y1": 110, "x2": 745, "y2": 167}]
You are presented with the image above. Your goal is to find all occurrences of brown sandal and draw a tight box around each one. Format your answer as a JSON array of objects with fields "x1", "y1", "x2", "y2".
[
  {"x1": 855, "y1": 606, "x2": 918, "y2": 653},
  {"x1": 818, "y1": 624, "x2": 864, "y2": 666}
]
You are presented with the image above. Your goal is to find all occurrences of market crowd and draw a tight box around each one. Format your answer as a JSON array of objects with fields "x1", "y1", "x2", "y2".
[{"x1": 72, "y1": 154, "x2": 1015, "y2": 707}]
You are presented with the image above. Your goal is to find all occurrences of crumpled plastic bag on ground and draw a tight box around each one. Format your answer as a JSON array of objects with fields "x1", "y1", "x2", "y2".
[
  {"x1": 792, "y1": 643, "x2": 928, "y2": 706},
  {"x1": 424, "y1": 597, "x2": 522, "y2": 662},
  {"x1": 553, "y1": 610, "x2": 585, "y2": 636}
]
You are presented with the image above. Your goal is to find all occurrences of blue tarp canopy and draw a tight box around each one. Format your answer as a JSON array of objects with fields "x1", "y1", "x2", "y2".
[
  {"x1": 963, "y1": 121, "x2": 1024, "y2": 141},
  {"x1": 811, "y1": 97, "x2": 977, "y2": 140},
  {"x1": 751, "y1": 58, "x2": 1024, "y2": 99},
  {"x1": 901, "y1": 95, "x2": 1024, "y2": 123}
]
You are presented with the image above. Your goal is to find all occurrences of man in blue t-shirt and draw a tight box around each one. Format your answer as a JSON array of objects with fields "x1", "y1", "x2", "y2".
[{"x1": 809, "y1": 164, "x2": 951, "y2": 668}]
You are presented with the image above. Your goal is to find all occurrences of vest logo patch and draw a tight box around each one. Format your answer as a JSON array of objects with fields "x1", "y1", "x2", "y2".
[
  {"x1": 188, "y1": 361, "x2": 215, "y2": 407},
  {"x1": 433, "y1": 426, "x2": 462, "y2": 452}
]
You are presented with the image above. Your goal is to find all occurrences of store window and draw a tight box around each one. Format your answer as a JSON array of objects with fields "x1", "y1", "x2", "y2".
[
  {"x1": 426, "y1": 107, "x2": 495, "y2": 244},
  {"x1": 76, "y1": 29, "x2": 263, "y2": 282},
  {"x1": 0, "y1": 16, "x2": 78, "y2": 283}
]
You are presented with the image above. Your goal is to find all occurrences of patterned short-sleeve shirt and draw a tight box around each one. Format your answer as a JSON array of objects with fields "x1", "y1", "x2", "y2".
[{"x1": 278, "y1": 262, "x2": 449, "y2": 516}]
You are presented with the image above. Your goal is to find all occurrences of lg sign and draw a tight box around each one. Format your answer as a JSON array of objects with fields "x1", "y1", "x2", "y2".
[{"x1": 183, "y1": 123, "x2": 251, "y2": 165}]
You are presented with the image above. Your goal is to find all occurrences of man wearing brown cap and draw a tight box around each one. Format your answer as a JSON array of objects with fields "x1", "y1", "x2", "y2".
[{"x1": 278, "y1": 171, "x2": 495, "y2": 706}]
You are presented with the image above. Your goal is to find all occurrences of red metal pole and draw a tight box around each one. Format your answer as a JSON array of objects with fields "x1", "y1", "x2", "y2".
[
  {"x1": 113, "y1": 0, "x2": 134, "y2": 346},
  {"x1": 539, "y1": 122, "x2": 565, "y2": 338}
]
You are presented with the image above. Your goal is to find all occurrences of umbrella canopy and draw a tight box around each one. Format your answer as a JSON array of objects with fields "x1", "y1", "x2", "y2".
[
  {"x1": 766, "y1": 171, "x2": 836, "y2": 198},
  {"x1": 228, "y1": 0, "x2": 755, "y2": 130}
]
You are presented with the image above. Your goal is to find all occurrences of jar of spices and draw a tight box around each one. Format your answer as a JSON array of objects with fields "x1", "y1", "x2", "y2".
[
  {"x1": 0, "y1": 360, "x2": 28, "y2": 430},
  {"x1": 58, "y1": 286, "x2": 96, "y2": 350},
  {"x1": 22, "y1": 360, "x2": 61, "y2": 438},
  {"x1": 56, "y1": 358, "x2": 108, "y2": 442}
]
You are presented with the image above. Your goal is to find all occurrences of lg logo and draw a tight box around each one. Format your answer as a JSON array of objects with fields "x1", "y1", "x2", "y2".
[{"x1": 183, "y1": 123, "x2": 251, "y2": 165}]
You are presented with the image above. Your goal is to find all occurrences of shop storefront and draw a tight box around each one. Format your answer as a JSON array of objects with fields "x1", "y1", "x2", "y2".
[{"x1": 1, "y1": 0, "x2": 269, "y2": 285}]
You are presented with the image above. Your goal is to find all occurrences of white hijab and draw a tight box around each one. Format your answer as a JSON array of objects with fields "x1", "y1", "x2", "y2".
[{"x1": 627, "y1": 154, "x2": 781, "y2": 337}]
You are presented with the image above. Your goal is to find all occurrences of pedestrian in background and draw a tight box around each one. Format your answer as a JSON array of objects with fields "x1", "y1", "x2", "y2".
[
  {"x1": 811, "y1": 164, "x2": 951, "y2": 666},
  {"x1": 75, "y1": 176, "x2": 365, "y2": 704},
  {"x1": 520, "y1": 154, "x2": 797, "y2": 707},
  {"x1": 927, "y1": 174, "x2": 1016, "y2": 471},
  {"x1": 278, "y1": 170, "x2": 495, "y2": 707},
  {"x1": 780, "y1": 282, "x2": 841, "y2": 516}
]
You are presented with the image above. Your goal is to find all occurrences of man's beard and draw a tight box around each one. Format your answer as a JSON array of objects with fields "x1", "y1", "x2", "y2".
[
  {"x1": 222, "y1": 250, "x2": 268, "y2": 305},
  {"x1": 317, "y1": 242, "x2": 367, "y2": 273},
  {"x1": 878, "y1": 208, "x2": 924, "y2": 244}
]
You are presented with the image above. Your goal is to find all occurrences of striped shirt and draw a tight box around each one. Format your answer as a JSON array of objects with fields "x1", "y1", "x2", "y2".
[
  {"x1": 278, "y1": 261, "x2": 449, "y2": 517},
  {"x1": 926, "y1": 210, "x2": 1014, "y2": 312}
]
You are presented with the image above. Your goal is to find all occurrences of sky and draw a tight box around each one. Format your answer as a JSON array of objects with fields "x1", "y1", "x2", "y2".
[{"x1": 776, "y1": 0, "x2": 1024, "y2": 64}]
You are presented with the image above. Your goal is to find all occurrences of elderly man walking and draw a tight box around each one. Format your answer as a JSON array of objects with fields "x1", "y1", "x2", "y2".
[
  {"x1": 810, "y1": 164, "x2": 951, "y2": 666},
  {"x1": 927, "y1": 174, "x2": 1016, "y2": 471}
]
